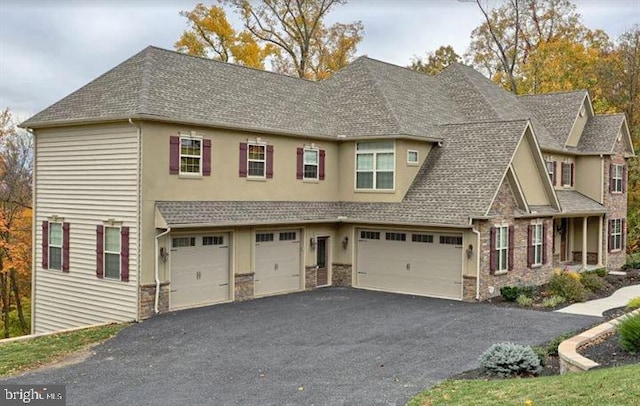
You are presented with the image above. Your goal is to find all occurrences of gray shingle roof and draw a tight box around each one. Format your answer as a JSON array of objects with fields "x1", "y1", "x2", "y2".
[
  {"x1": 577, "y1": 114, "x2": 625, "y2": 153},
  {"x1": 556, "y1": 190, "x2": 607, "y2": 214}
]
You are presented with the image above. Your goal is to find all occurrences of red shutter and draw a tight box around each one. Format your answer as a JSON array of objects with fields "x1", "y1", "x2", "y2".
[
  {"x1": 169, "y1": 136, "x2": 180, "y2": 175},
  {"x1": 319, "y1": 150, "x2": 326, "y2": 180},
  {"x1": 622, "y1": 165, "x2": 627, "y2": 193},
  {"x1": 552, "y1": 161, "x2": 557, "y2": 185},
  {"x1": 42, "y1": 221, "x2": 49, "y2": 269},
  {"x1": 609, "y1": 163, "x2": 614, "y2": 192},
  {"x1": 121, "y1": 227, "x2": 130, "y2": 282},
  {"x1": 62, "y1": 222, "x2": 70, "y2": 273},
  {"x1": 202, "y1": 139, "x2": 211, "y2": 176},
  {"x1": 542, "y1": 224, "x2": 548, "y2": 265},
  {"x1": 608, "y1": 219, "x2": 613, "y2": 252},
  {"x1": 527, "y1": 225, "x2": 533, "y2": 268},
  {"x1": 266, "y1": 145, "x2": 274, "y2": 179},
  {"x1": 296, "y1": 147, "x2": 304, "y2": 179},
  {"x1": 489, "y1": 227, "x2": 496, "y2": 274},
  {"x1": 239, "y1": 143, "x2": 248, "y2": 177},
  {"x1": 96, "y1": 225, "x2": 104, "y2": 279},
  {"x1": 508, "y1": 225, "x2": 515, "y2": 271},
  {"x1": 570, "y1": 163, "x2": 575, "y2": 186}
]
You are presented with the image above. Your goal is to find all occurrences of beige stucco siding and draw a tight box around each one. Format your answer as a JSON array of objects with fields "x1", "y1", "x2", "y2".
[
  {"x1": 338, "y1": 139, "x2": 432, "y2": 202},
  {"x1": 34, "y1": 124, "x2": 140, "y2": 333},
  {"x1": 511, "y1": 133, "x2": 551, "y2": 206},
  {"x1": 575, "y1": 156, "x2": 603, "y2": 203},
  {"x1": 566, "y1": 100, "x2": 589, "y2": 147}
]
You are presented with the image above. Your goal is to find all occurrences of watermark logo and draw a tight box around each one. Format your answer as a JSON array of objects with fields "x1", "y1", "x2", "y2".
[{"x1": 1, "y1": 385, "x2": 65, "y2": 405}]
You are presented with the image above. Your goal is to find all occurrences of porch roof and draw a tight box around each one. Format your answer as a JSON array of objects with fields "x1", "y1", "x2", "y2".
[{"x1": 556, "y1": 190, "x2": 607, "y2": 215}]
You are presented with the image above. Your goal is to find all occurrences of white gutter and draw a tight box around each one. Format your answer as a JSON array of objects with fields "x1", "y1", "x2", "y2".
[
  {"x1": 470, "y1": 218, "x2": 482, "y2": 301},
  {"x1": 154, "y1": 228, "x2": 171, "y2": 314}
]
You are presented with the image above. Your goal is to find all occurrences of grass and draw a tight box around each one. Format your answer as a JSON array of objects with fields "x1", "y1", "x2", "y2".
[
  {"x1": 408, "y1": 364, "x2": 640, "y2": 406},
  {"x1": 0, "y1": 323, "x2": 127, "y2": 377}
]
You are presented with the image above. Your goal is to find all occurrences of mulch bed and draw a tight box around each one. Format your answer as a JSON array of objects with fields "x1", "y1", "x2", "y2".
[{"x1": 451, "y1": 269, "x2": 640, "y2": 381}]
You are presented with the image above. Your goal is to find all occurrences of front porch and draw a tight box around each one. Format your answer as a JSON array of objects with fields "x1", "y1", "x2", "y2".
[{"x1": 553, "y1": 215, "x2": 605, "y2": 271}]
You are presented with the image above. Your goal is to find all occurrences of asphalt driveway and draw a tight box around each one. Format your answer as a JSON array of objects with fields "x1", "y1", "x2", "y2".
[{"x1": 4, "y1": 288, "x2": 599, "y2": 405}]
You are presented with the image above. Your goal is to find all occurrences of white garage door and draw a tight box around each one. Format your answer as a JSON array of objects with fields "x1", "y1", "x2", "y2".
[
  {"x1": 170, "y1": 234, "x2": 230, "y2": 310},
  {"x1": 356, "y1": 230, "x2": 462, "y2": 300},
  {"x1": 255, "y1": 230, "x2": 301, "y2": 297}
]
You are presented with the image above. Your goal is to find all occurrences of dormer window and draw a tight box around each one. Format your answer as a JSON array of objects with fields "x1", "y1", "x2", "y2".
[{"x1": 356, "y1": 141, "x2": 395, "y2": 190}]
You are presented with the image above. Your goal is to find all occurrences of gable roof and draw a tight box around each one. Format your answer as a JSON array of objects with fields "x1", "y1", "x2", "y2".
[{"x1": 577, "y1": 114, "x2": 627, "y2": 154}]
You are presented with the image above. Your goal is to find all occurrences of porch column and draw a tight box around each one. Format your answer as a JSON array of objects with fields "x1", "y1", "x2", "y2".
[
  {"x1": 582, "y1": 216, "x2": 588, "y2": 270},
  {"x1": 597, "y1": 215, "x2": 604, "y2": 267}
]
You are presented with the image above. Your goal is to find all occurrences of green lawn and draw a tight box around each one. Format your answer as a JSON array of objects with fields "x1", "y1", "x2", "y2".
[
  {"x1": 0, "y1": 323, "x2": 127, "y2": 377},
  {"x1": 408, "y1": 364, "x2": 640, "y2": 406}
]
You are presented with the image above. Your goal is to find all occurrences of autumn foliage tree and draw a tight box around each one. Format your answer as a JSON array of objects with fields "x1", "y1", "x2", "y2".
[
  {"x1": 410, "y1": 45, "x2": 461, "y2": 75},
  {"x1": 176, "y1": 0, "x2": 363, "y2": 80},
  {"x1": 0, "y1": 108, "x2": 32, "y2": 337}
]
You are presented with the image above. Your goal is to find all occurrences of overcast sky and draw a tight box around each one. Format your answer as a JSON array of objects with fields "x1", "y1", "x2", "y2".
[{"x1": 1, "y1": 0, "x2": 639, "y2": 121}]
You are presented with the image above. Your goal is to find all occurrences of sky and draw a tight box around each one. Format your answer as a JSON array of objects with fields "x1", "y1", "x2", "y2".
[{"x1": 1, "y1": 0, "x2": 639, "y2": 122}]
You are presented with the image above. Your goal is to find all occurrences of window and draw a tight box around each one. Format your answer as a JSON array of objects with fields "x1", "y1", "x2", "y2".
[
  {"x1": 561, "y1": 162, "x2": 573, "y2": 187},
  {"x1": 49, "y1": 223, "x2": 63, "y2": 270},
  {"x1": 356, "y1": 141, "x2": 394, "y2": 190},
  {"x1": 173, "y1": 237, "x2": 195, "y2": 248},
  {"x1": 180, "y1": 136, "x2": 202, "y2": 175},
  {"x1": 529, "y1": 223, "x2": 543, "y2": 267},
  {"x1": 611, "y1": 164, "x2": 624, "y2": 193},
  {"x1": 42, "y1": 220, "x2": 69, "y2": 272},
  {"x1": 407, "y1": 150, "x2": 419, "y2": 165},
  {"x1": 256, "y1": 233, "x2": 274, "y2": 242},
  {"x1": 491, "y1": 226, "x2": 515, "y2": 273},
  {"x1": 610, "y1": 219, "x2": 623, "y2": 251},
  {"x1": 386, "y1": 232, "x2": 406, "y2": 241},
  {"x1": 412, "y1": 234, "x2": 433, "y2": 243},
  {"x1": 248, "y1": 143, "x2": 266, "y2": 177},
  {"x1": 96, "y1": 225, "x2": 129, "y2": 282},
  {"x1": 279, "y1": 232, "x2": 297, "y2": 241},
  {"x1": 360, "y1": 231, "x2": 380, "y2": 240},
  {"x1": 546, "y1": 160, "x2": 556, "y2": 185},
  {"x1": 103, "y1": 227, "x2": 121, "y2": 279},
  {"x1": 303, "y1": 149, "x2": 318, "y2": 180},
  {"x1": 203, "y1": 236, "x2": 224, "y2": 246},
  {"x1": 440, "y1": 235, "x2": 463, "y2": 245}
]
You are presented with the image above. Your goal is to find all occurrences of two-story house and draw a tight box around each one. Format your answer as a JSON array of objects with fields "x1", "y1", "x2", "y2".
[{"x1": 21, "y1": 46, "x2": 634, "y2": 333}]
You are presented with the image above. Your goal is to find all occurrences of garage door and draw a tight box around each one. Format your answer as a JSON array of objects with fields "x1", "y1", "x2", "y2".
[
  {"x1": 255, "y1": 230, "x2": 301, "y2": 297},
  {"x1": 356, "y1": 230, "x2": 462, "y2": 299},
  {"x1": 170, "y1": 234, "x2": 230, "y2": 310}
]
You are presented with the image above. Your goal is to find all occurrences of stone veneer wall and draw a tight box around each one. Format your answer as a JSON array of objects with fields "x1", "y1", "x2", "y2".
[
  {"x1": 332, "y1": 263, "x2": 352, "y2": 287},
  {"x1": 305, "y1": 266, "x2": 318, "y2": 290},
  {"x1": 475, "y1": 180, "x2": 555, "y2": 301},
  {"x1": 462, "y1": 276, "x2": 477, "y2": 302},
  {"x1": 603, "y1": 138, "x2": 629, "y2": 271},
  {"x1": 234, "y1": 273, "x2": 254, "y2": 301},
  {"x1": 139, "y1": 283, "x2": 169, "y2": 319}
]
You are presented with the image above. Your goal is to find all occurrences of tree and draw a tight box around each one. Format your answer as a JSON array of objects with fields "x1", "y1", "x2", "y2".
[
  {"x1": 176, "y1": 0, "x2": 363, "y2": 80},
  {"x1": 175, "y1": 2, "x2": 276, "y2": 69},
  {"x1": 0, "y1": 108, "x2": 33, "y2": 337},
  {"x1": 410, "y1": 45, "x2": 461, "y2": 75}
]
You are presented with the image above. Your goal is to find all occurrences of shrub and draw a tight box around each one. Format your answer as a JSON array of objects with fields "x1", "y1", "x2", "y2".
[
  {"x1": 549, "y1": 271, "x2": 588, "y2": 302},
  {"x1": 627, "y1": 297, "x2": 640, "y2": 311},
  {"x1": 622, "y1": 253, "x2": 640, "y2": 271},
  {"x1": 500, "y1": 286, "x2": 521, "y2": 302},
  {"x1": 516, "y1": 294, "x2": 533, "y2": 307},
  {"x1": 617, "y1": 313, "x2": 640, "y2": 354},
  {"x1": 542, "y1": 295, "x2": 566, "y2": 308},
  {"x1": 580, "y1": 272, "x2": 604, "y2": 292},
  {"x1": 479, "y1": 343, "x2": 542, "y2": 377},
  {"x1": 520, "y1": 285, "x2": 538, "y2": 298}
]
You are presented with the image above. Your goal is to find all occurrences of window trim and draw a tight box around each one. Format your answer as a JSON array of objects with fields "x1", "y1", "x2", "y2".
[
  {"x1": 561, "y1": 162, "x2": 573, "y2": 187},
  {"x1": 611, "y1": 218, "x2": 623, "y2": 252},
  {"x1": 48, "y1": 222, "x2": 63, "y2": 271},
  {"x1": 355, "y1": 141, "x2": 396, "y2": 191},
  {"x1": 496, "y1": 226, "x2": 509, "y2": 272},
  {"x1": 407, "y1": 149, "x2": 419, "y2": 165},
  {"x1": 303, "y1": 147, "x2": 319, "y2": 181},
  {"x1": 247, "y1": 142, "x2": 267, "y2": 179},
  {"x1": 612, "y1": 164, "x2": 623, "y2": 193},
  {"x1": 103, "y1": 226, "x2": 122, "y2": 280},
  {"x1": 179, "y1": 133, "x2": 203, "y2": 176},
  {"x1": 545, "y1": 160, "x2": 556, "y2": 186},
  {"x1": 532, "y1": 223, "x2": 543, "y2": 266}
]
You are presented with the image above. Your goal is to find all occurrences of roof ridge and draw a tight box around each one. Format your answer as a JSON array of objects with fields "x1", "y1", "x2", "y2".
[
  {"x1": 447, "y1": 63, "x2": 505, "y2": 119},
  {"x1": 146, "y1": 45, "x2": 322, "y2": 84},
  {"x1": 357, "y1": 55, "x2": 442, "y2": 78},
  {"x1": 136, "y1": 47, "x2": 155, "y2": 114},
  {"x1": 436, "y1": 118, "x2": 529, "y2": 127},
  {"x1": 358, "y1": 58, "x2": 403, "y2": 134},
  {"x1": 518, "y1": 89, "x2": 588, "y2": 98}
]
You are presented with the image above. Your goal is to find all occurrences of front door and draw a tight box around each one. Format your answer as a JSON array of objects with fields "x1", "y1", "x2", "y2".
[{"x1": 316, "y1": 237, "x2": 329, "y2": 286}]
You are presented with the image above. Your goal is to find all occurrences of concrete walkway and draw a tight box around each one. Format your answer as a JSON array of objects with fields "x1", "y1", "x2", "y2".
[{"x1": 556, "y1": 284, "x2": 640, "y2": 317}]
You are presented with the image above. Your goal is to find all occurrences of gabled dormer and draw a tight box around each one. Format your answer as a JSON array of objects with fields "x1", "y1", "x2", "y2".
[{"x1": 565, "y1": 93, "x2": 594, "y2": 148}]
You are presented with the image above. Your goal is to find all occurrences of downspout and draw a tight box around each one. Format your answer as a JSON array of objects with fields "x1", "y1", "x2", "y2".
[
  {"x1": 154, "y1": 228, "x2": 171, "y2": 314},
  {"x1": 471, "y1": 219, "x2": 481, "y2": 301}
]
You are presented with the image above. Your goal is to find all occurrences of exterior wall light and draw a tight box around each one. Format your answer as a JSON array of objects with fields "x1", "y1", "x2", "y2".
[{"x1": 342, "y1": 236, "x2": 349, "y2": 249}]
